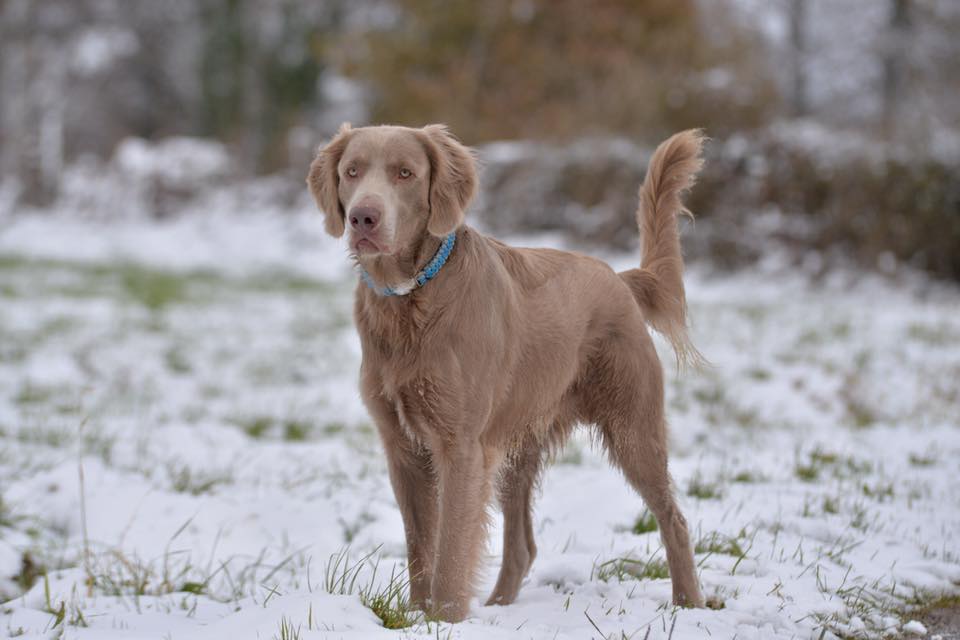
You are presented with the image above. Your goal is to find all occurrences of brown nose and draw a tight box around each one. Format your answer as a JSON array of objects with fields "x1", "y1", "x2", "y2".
[{"x1": 349, "y1": 205, "x2": 380, "y2": 233}]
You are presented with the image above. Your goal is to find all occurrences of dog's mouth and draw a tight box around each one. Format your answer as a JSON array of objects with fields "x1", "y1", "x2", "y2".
[{"x1": 352, "y1": 236, "x2": 389, "y2": 256}]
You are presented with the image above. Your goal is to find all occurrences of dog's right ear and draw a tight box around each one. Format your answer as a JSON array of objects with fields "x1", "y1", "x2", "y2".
[{"x1": 307, "y1": 123, "x2": 352, "y2": 238}]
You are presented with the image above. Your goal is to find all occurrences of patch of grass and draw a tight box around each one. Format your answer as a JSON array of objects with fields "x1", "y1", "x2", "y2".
[
  {"x1": 13, "y1": 552, "x2": 44, "y2": 594},
  {"x1": 907, "y1": 594, "x2": 960, "y2": 632},
  {"x1": 795, "y1": 448, "x2": 872, "y2": 482},
  {"x1": 34, "y1": 316, "x2": 77, "y2": 342},
  {"x1": 850, "y1": 503, "x2": 869, "y2": 531},
  {"x1": 745, "y1": 367, "x2": 771, "y2": 381},
  {"x1": 118, "y1": 265, "x2": 193, "y2": 311},
  {"x1": 795, "y1": 462, "x2": 820, "y2": 482},
  {"x1": 228, "y1": 416, "x2": 316, "y2": 442},
  {"x1": 736, "y1": 305, "x2": 767, "y2": 324},
  {"x1": 822, "y1": 496, "x2": 840, "y2": 514},
  {"x1": 361, "y1": 564, "x2": 420, "y2": 629},
  {"x1": 0, "y1": 496, "x2": 15, "y2": 529},
  {"x1": 233, "y1": 416, "x2": 274, "y2": 439},
  {"x1": 42, "y1": 573, "x2": 87, "y2": 629},
  {"x1": 274, "y1": 616, "x2": 302, "y2": 640},
  {"x1": 731, "y1": 470, "x2": 761, "y2": 483},
  {"x1": 861, "y1": 481, "x2": 894, "y2": 501},
  {"x1": 164, "y1": 347, "x2": 192, "y2": 374},
  {"x1": 907, "y1": 323, "x2": 958, "y2": 345},
  {"x1": 631, "y1": 510, "x2": 658, "y2": 535},
  {"x1": 339, "y1": 513, "x2": 376, "y2": 544},
  {"x1": 690, "y1": 379, "x2": 759, "y2": 429},
  {"x1": 166, "y1": 464, "x2": 233, "y2": 495},
  {"x1": 323, "y1": 548, "x2": 421, "y2": 629},
  {"x1": 692, "y1": 385, "x2": 725, "y2": 405},
  {"x1": 322, "y1": 422, "x2": 346, "y2": 436},
  {"x1": 593, "y1": 556, "x2": 670, "y2": 582},
  {"x1": 909, "y1": 452, "x2": 937, "y2": 467},
  {"x1": 687, "y1": 473, "x2": 723, "y2": 500},
  {"x1": 830, "y1": 321, "x2": 852, "y2": 339},
  {"x1": 283, "y1": 420, "x2": 311, "y2": 442},
  {"x1": 695, "y1": 532, "x2": 744, "y2": 557},
  {"x1": 13, "y1": 382, "x2": 56, "y2": 406}
]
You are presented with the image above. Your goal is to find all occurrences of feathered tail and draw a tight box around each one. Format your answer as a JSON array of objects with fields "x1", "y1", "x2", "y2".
[{"x1": 619, "y1": 129, "x2": 706, "y2": 370}]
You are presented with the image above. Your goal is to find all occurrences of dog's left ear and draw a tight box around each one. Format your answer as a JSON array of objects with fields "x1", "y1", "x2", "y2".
[
  {"x1": 418, "y1": 124, "x2": 478, "y2": 237},
  {"x1": 307, "y1": 123, "x2": 353, "y2": 238}
]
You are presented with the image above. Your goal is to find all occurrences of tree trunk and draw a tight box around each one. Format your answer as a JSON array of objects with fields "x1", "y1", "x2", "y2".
[
  {"x1": 788, "y1": 0, "x2": 808, "y2": 117},
  {"x1": 881, "y1": 0, "x2": 911, "y2": 139}
]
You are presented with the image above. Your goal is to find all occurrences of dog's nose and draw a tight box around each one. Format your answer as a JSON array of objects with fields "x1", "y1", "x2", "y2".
[{"x1": 349, "y1": 205, "x2": 380, "y2": 233}]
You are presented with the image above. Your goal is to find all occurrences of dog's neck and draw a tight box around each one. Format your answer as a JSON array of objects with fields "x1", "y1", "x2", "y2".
[{"x1": 355, "y1": 231, "x2": 445, "y2": 294}]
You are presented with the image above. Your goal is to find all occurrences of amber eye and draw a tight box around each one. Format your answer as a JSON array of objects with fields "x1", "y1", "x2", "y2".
[
  {"x1": 398, "y1": 168, "x2": 412, "y2": 179},
  {"x1": 346, "y1": 167, "x2": 358, "y2": 178}
]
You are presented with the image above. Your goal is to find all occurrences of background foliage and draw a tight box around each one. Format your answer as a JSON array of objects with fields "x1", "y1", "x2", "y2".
[{"x1": 1, "y1": 0, "x2": 958, "y2": 278}]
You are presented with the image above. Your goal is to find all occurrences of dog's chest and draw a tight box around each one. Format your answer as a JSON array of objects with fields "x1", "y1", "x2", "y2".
[{"x1": 389, "y1": 377, "x2": 455, "y2": 449}]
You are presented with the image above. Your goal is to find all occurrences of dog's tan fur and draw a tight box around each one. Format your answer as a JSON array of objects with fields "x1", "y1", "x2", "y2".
[{"x1": 307, "y1": 124, "x2": 706, "y2": 621}]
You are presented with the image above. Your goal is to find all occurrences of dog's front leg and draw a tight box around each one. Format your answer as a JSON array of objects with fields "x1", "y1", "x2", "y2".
[
  {"x1": 364, "y1": 393, "x2": 438, "y2": 609},
  {"x1": 427, "y1": 440, "x2": 496, "y2": 622}
]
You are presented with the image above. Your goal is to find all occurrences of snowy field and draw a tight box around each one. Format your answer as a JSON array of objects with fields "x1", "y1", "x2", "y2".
[{"x1": 0, "y1": 213, "x2": 958, "y2": 639}]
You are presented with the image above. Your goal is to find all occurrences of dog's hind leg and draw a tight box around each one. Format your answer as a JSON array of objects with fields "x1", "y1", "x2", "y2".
[
  {"x1": 486, "y1": 441, "x2": 542, "y2": 606},
  {"x1": 589, "y1": 336, "x2": 705, "y2": 608}
]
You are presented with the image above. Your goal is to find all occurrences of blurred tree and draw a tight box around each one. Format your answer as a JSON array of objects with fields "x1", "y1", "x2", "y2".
[
  {"x1": 788, "y1": 0, "x2": 808, "y2": 117},
  {"x1": 0, "y1": 0, "x2": 73, "y2": 206},
  {"x1": 198, "y1": 0, "x2": 332, "y2": 172},
  {"x1": 881, "y1": 0, "x2": 911, "y2": 139},
  {"x1": 342, "y1": 0, "x2": 780, "y2": 143}
]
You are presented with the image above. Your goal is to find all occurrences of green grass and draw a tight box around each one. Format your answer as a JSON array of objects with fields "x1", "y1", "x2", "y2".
[
  {"x1": 695, "y1": 532, "x2": 744, "y2": 557},
  {"x1": 593, "y1": 556, "x2": 670, "y2": 582},
  {"x1": 861, "y1": 481, "x2": 894, "y2": 501},
  {"x1": 907, "y1": 323, "x2": 959, "y2": 345},
  {"x1": 233, "y1": 416, "x2": 274, "y2": 439},
  {"x1": 273, "y1": 616, "x2": 302, "y2": 640},
  {"x1": 166, "y1": 464, "x2": 233, "y2": 495},
  {"x1": 0, "y1": 496, "x2": 14, "y2": 528},
  {"x1": 731, "y1": 470, "x2": 761, "y2": 483},
  {"x1": 164, "y1": 347, "x2": 192, "y2": 374},
  {"x1": 745, "y1": 367, "x2": 772, "y2": 381},
  {"x1": 228, "y1": 416, "x2": 317, "y2": 441},
  {"x1": 323, "y1": 548, "x2": 421, "y2": 629},
  {"x1": 795, "y1": 448, "x2": 872, "y2": 482},
  {"x1": 794, "y1": 461, "x2": 820, "y2": 482},
  {"x1": 283, "y1": 420, "x2": 312, "y2": 442},
  {"x1": 822, "y1": 496, "x2": 840, "y2": 514},
  {"x1": 631, "y1": 510, "x2": 658, "y2": 535},
  {"x1": 686, "y1": 473, "x2": 723, "y2": 500},
  {"x1": 120, "y1": 265, "x2": 192, "y2": 311},
  {"x1": 909, "y1": 452, "x2": 937, "y2": 467},
  {"x1": 13, "y1": 382, "x2": 57, "y2": 406},
  {"x1": 0, "y1": 255, "x2": 340, "y2": 309},
  {"x1": 322, "y1": 422, "x2": 346, "y2": 436}
]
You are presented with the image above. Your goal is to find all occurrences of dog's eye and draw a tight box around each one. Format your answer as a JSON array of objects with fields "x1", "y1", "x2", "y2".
[
  {"x1": 346, "y1": 167, "x2": 358, "y2": 178},
  {"x1": 398, "y1": 168, "x2": 412, "y2": 179}
]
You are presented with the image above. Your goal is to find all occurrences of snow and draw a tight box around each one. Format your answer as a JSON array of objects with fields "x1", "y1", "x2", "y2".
[
  {"x1": 903, "y1": 620, "x2": 927, "y2": 635},
  {"x1": 114, "y1": 138, "x2": 234, "y2": 187},
  {"x1": 1, "y1": 211, "x2": 958, "y2": 639}
]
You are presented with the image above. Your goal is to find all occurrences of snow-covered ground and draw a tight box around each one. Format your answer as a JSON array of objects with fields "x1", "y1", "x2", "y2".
[{"x1": 0, "y1": 212, "x2": 958, "y2": 639}]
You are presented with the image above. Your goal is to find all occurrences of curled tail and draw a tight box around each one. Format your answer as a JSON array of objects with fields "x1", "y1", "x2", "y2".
[{"x1": 620, "y1": 129, "x2": 706, "y2": 370}]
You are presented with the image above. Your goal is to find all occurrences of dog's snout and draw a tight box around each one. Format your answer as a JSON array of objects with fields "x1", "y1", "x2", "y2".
[{"x1": 349, "y1": 205, "x2": 381, "y2": 234}]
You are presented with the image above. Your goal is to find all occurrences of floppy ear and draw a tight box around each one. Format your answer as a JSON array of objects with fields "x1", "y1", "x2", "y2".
[
  {"x1": 307, "y1": 123, "x2": 352, "y2": 238},
  {"x1": 419, "y1": 124, "x2": 478, "y2": 237}
]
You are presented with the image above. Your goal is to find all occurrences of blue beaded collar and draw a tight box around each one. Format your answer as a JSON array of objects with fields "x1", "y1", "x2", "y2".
[{"x1": 359, "y1": 231, "x2": 457, "y2": 297}]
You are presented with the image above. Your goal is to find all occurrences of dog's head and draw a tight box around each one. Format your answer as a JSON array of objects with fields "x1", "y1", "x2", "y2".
[{"x1": 307, "y1": 123, "x2": 477, "y2": 257}]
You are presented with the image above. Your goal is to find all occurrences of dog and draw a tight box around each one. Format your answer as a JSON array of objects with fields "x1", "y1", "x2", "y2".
[{"x1": 307, "y1": 123, "x2": 706, "y2": 622}]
